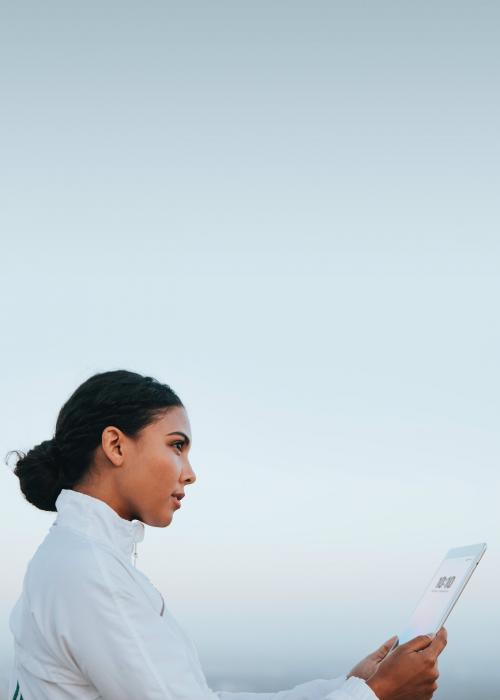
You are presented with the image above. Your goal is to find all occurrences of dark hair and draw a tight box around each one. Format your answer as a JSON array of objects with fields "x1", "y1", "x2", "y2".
[{"x1": 5, "y1": 370, "x2": 184, "y2": 512}]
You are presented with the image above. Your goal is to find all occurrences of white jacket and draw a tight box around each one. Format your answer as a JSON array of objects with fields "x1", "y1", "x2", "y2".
[{"x1": 8, "y1": 488, "x2": 379, "y2": 700}]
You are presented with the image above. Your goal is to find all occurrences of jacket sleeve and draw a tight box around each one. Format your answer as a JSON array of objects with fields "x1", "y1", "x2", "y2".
[
  {"x1": 49, "y1": 546, "x2": 378, "y2": 700},
  {"x1": 213, "y1": 675, "x2": 379, "y2": 700},
  {"x1": 182, "y1": 621, "x2": 379, "y2": 700}
]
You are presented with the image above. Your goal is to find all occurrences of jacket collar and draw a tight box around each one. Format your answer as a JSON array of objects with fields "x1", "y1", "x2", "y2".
[{"x1": 54, "y1": 488, "x2": 145, "y2": 560}]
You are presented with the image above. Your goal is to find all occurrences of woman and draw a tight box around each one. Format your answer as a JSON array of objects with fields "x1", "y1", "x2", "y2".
[{"x1": 6, "y1": 369, "x2": 446, "y2": 700}]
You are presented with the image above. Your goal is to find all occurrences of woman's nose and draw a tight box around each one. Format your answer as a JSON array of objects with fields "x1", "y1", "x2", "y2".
[{"x1": 184, "y1": 462, "x2": 196, "y2": 485}]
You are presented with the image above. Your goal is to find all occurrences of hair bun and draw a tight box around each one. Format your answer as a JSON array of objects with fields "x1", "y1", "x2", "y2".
[{"x1": 10, "y1": 438, "x2": 65, "y2": 512}]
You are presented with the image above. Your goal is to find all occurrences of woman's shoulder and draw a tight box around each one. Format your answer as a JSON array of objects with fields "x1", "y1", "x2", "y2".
[{"x1": 26, "y1": 523, "x2": 136, "y2": 604}]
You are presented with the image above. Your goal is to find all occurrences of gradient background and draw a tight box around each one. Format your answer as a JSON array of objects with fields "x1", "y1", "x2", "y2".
[{"x1": 0, "y1": 2, "x2": 498, "y2": 699}]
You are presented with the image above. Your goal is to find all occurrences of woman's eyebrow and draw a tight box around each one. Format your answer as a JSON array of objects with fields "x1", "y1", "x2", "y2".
[{"x1": 166, "y1": 431, "x2": 191, "y2": 446}]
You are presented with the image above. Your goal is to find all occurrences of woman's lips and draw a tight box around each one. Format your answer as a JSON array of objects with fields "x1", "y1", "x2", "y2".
[{"x1": 171, "y1": 495, "x2": 181, "y2": 509}]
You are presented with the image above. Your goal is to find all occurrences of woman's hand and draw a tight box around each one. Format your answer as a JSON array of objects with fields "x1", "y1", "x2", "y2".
[
  {"x1": 366, "y1": 628, "x2": 447, "y2": 700},
  {"x1": 347, "y1": 636, "x2": 398, "y2": 681}
]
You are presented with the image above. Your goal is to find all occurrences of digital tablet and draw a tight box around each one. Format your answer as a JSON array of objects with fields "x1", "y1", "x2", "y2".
[{"x1": 393, "y1": 542, "x2": 487, "y2": 648}]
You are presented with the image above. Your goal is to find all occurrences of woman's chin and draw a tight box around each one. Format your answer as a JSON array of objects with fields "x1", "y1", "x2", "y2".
[
  {"x1": 144, "y1": 507, "x2": 174, "y2": 528},
  {"x1": 159, "y1": 509, "x2": 174, "y2": 527}
]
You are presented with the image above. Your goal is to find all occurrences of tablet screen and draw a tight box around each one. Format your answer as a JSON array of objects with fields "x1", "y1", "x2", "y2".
[{"x1": 397, "y1": 549, "x2": 481, "y2": 645}]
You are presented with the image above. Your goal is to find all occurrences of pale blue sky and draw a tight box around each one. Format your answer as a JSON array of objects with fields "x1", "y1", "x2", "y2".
[{"x1": 0, "y1": 2, "x2": 498, "y2": 699}]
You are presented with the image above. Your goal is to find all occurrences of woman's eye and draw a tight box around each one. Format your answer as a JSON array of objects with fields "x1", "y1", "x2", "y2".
[{"x1": 173, "y1": 441, "x2": 185, "y2": 452}]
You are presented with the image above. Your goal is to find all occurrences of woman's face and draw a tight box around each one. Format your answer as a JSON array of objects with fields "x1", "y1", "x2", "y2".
[{"x1": 104, "y1": 405, "x2": 197, "y2": 526}]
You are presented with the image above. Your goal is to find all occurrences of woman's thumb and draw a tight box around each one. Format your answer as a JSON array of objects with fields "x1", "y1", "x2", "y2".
[
  {"x1": 376, "y1": 635, "x2": 398, "y2": 659},
  {"x1": 401, "y1": 634, "x2": 434, "y2": 652}
]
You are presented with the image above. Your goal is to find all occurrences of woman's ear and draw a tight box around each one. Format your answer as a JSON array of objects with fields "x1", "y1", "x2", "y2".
[{"x1": 100, "y1": 426, "x2": 126, "y2": 467}]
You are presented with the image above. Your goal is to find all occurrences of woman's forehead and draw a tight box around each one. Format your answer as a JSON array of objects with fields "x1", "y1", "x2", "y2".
[{"x1": 153, "y1": 407, "x2": 191, "y2": 436}]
